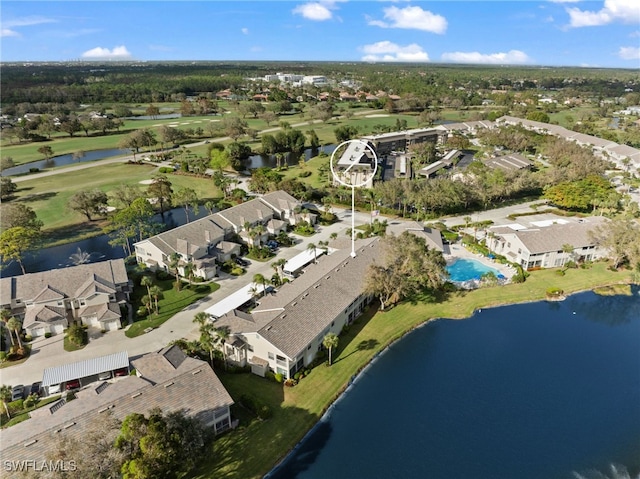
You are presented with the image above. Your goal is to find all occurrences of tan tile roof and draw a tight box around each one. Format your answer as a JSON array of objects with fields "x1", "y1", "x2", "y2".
[
  {"x1": 0, "y1": 350, "x2": 233, "y2": 467},
  {"x1": 0, "y1": 259, "x2": 128, "y2": 304},
  {"x1": 24, "y1": 305, "x2": 67, "y2": 328}
]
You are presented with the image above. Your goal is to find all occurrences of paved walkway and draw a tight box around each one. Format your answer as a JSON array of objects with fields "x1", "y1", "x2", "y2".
[{"x1": 0, "y1": 207, "x2": 370, "y2": 386}]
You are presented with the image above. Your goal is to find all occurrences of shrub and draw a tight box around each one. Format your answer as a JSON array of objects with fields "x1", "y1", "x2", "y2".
[
  {"x1": 274, "y1": 373, "x2": 284, "y2": 383},
  {"x1": 44, "y1": 332, "x2": 52, "y2": 339},
  {"x1": 158, "y1": 166, "x2": 174, "y2": 174},
  {"x1": 546, "y1": 287, "x2": 564, "y2": 298},
  {"x1": 156, "y1": 270, "x2": 170, "y2": 280},
  {"x1": 0, "y1": 351, "x2": 7, "y2": 363},
  {"x1": 24, "y1": 335, "x2": 32, "y2": 342},
  {"x1": 293, "y1": 372, "x2": 303, "y2": 381},
  {"x1": 284, "y1": 379, "x2": 296, "y2": 387},
  {"x1": 555, "y1": 270, "x2": 565, "y2": 276},
  {"x1": 24, "y1": 393, "x2": 38, "y2": 408},
  {"x1": 265, "y1": 371, "x2": 276, "y2": 382},
  {"x1": 298, "y1": 170, "x2": 312, "y2": 178}
]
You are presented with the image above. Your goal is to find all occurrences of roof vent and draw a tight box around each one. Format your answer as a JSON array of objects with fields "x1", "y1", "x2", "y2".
[
  {"x1": 131, "y1": 392, "x2": 142, "y2": 398},
  {"x1": 192, "y1": 369, "x2": 202, "y2": 375},
  {"x1": 164, "y1": 382, "x2": 174, "y2": 388},
  {"x1": 24, "y1": 440, "x2": 37, "y2": 447}
]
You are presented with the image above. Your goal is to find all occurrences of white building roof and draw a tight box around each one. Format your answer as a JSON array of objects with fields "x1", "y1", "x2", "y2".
[
  {"x1": 205, "y1": 282, "x2": 269, "y2": 318},
  {"x1": 42, "y1": 351, "x2": 129, "y2": 387},
  {"x1": 283, "y1": 248, "x2": 326, "y2": 275}
]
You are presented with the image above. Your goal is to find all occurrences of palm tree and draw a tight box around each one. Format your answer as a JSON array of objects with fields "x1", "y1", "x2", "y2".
[
  {"x1": 199, "y1": 321, "x2": 219, "y2": 367},
  {"x1": 0, "y1": 385, "x2": 13, "y2": 419},
  {"x1": 322, "y1": 332, "x2": 339, "y2": 366},
  {"x1": 182, "y1": 260, "x2": 196, "y2": 286},
  {"x1": 252, "y1": 273, "x2": 267, "y2": 298},
  {"x1": 318, "y1": 240, "x2": 329, "y2": 254},
  {"x1": 168, "y1": 252, "x2": 182, "y2": 291},
  {"x1": 140, "y1": 275, "x2": 153, "y2": 299},
  {"x1": 215, "y1": 326, "x2": 230, "y2": 369},
  {"x1": 6, "y1": 316, "x2": 23, "y2": 353},
  {"x1": 193, "y1": 311, "x2": 212, "y2": 327},
  {"x1": 271, "y1": 258, "x2": 287, "y2": 285},
  {"x1": 329, "y1": 232, "x2": 338, "y2": 243},
  {"x1": 149, "y1": 285, "x2": 163, "y2": 315},
  {"x1": 307, "y1": 242, "x2": 318, "y2": 263},
  {"x1": 0, "y1": 309, "x2": 14, "y2": 348}
]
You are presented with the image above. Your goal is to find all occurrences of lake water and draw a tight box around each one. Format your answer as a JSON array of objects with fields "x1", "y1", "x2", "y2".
[
  {"x1": 1, "y1": 148, "x2": 130, "y2": 176},
  {"x1": 244, "y1": 144, "x2": 337, "y2": 170},
  {"x1": 268, "y1": 290, "x2": 640, "y2": 479},
  {"x1": 0, "y1": 207, "x2": 207, "y2": 277}
]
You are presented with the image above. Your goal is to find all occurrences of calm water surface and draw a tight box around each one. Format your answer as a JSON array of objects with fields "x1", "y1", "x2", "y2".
[{"x1": 269, "y1": 290, "x2": 640, "y2": 479}]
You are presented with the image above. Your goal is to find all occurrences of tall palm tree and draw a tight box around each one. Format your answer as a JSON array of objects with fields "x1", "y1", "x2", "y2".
[
  {"x1": 329, "y1": 232, "x2": 338, "y2": 243},
  {"x1": 140, "y1": 275, "x2": 153, "y2": 299},
  {"x1": 307, "y1": 242, "x2": 318, "y2": 263},
  {"x1": 168, "y1": 252, "x2": 182, "y2": 291},
  {"x1": 6, "y1": 316, "x2": 23, "y2": 353},
  {"x1": 149, "y1": 285, "x2": 163, "y2": 315},
  {"x1": 0, "y1": 309, "x2": 14, "y2": 348},
  {"x1": 193, "y1": 311, "x2": 212, "y2": 327},
  {"x1": 252, "y1": 273, "x2": 267, "y2": 298},
  {"x1": 215, "y1": 326, "x2": 230, "y2": 369},
  {"x1": 182, "y1": 260, "x2": 196, "y2": 286},
  {"x1": 271, "y1": 258, "x2": 287, "y2": 285},
  {"x1": 0, "y1": 385, "x2": 13, "y2": 419},
  {"x1": 199, "y1": 321, "x2": 219, "y2": 367},
  {"x1": 318, "y1": 240, "x2": 329, "y2": 253},
  {"x1": 322, "y1": 332, "x2": 339, "y2": 366}
]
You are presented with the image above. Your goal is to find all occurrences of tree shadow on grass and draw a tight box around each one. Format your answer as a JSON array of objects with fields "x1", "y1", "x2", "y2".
[
  {"x1": 19, "y1": 191, "x2": 57, "y2": 203},
  {"x1": 333, "y1": 338, "x2": 379, "y2": 364}
]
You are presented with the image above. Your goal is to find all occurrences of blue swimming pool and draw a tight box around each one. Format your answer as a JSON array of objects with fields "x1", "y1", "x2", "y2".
[{"x1": 446, "y1": 258, "x2": 502, "y2": 282}]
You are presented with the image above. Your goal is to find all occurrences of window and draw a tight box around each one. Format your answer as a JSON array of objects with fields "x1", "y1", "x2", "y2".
[
  {"x1": 248, "y1": 345, "x2": 254, "y2": 352},
  {"x1": 268, "y1": 352, "x2": 274, "y2": 360},
  {"x1": 276, "y1": 354, "x2": 286, "y2": 362}
]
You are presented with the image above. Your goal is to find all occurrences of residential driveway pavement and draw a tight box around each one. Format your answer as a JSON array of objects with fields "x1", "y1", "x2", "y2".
[{"x1": 0, "y1": 206, "x2": 370, "y2": 387}]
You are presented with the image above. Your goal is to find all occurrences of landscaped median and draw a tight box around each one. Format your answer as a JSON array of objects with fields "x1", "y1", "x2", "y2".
[
  {"x1": 125, "y1": 280, "x2": 219, "y2": 338},
  {"x1": 192, "y1": 262, "x2": 635, "y2": 479}
]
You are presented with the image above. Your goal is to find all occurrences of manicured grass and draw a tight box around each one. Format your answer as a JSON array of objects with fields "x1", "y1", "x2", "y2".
[
  {"x1": 193, "y1": 262, "x2": 634, "y2": 479},
  {"x1": 7, "y1": 163, "x2": 222, "y2": 247},
  {"x1": 63, "y1": 333, "x2": 87, "y2": 352},
  {"x1": 0, "y1": 345, "x2": 31, "y2": 370},
  {"x1": 278, "y1": 155, "x2": 332, "y2": 189},
  {"x1": 125, "y1": 280, "x2": 220, "y2": 338},
  {"x1": 1, "y1": 395, "x2": 62, "y2": 428}
]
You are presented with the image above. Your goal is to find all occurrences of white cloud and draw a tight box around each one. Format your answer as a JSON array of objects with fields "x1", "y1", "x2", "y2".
[
  {"x1": 618, "y1": 46, "x2": 640, "y2": 60},
  {"x1": 81, "y1": 45, "x2": 132, "y2": 60},
  {"x1": 1, "y1": 15, "x2": 57, "y2": 37},
  {"x1": 567, "y1": 0, "x2": 640, "y2": 27},
  {"x1": 548, "y1": 0, "x2": 580, "y2": 3},
  {"x1": 1, "y1": 29, "x2": 20, "y2": 37},
  {"x1": 630, "y1": 30, "x2": 640, "y2": 37},
  {"x1": 361, "y1": 41, "x2": 429, "y2": 62},
  {"x1": 441, "y1": 50, "x2": 532, "y2": 65},
  {"x1": 292, "y1": 2, "x2": 335, "y2": 21},
  {"x1": 367, "y1": 6, "x2": 447, "y2": 34},
  {"x1": 242, "y1": 27, "x2": 249, "y2": 35}
]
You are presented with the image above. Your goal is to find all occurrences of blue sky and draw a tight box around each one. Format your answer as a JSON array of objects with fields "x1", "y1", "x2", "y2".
[{"x1": 1, "y1": 1, "x2": 639, "y2": 68}]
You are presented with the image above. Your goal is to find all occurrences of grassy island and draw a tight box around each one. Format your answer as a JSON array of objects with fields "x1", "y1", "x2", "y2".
[{"x1": 192, "y1": 262, "x2": 635, "y2": 479}]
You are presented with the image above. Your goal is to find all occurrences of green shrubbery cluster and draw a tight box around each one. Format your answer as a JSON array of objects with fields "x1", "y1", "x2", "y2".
[{"x1": 239, "y1": 394, "x2": 273, "y2": 420}]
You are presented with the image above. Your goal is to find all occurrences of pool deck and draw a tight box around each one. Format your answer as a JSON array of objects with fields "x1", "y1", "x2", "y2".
[{"x1": 445, "y1": 242, "x2": 516, "y2": 286}]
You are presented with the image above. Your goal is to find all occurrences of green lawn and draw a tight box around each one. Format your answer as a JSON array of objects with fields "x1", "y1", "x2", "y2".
[
  {"x1": 192, "y1": 262, "x2": 634, "y2": 479},
  {"x1": 1, "y1": 395, "x2": 62, "y2": 428},
  {"x1": 6, "y1": 163, "x2": 223, "y2": 247},
  {"x1": 125, "y1": 280, "x2": 220, "y2": 338}
]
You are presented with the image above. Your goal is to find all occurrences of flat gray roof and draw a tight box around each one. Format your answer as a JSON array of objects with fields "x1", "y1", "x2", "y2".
[{"x1": 42, "y1": 351, "x2": 129, "y2": 387}]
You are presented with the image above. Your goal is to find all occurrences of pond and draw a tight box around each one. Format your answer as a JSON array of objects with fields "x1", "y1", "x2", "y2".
[
  {"x1": 267, "y1": 289, "x2": 640, "y2": 479},
  {"x1": 244, "y1": 144, "x2": 337, "y2": 170},
  {"x1": 1, "y1": 148, "x2": 130, "y2": 176},
  {"x1": 0, "y1": 206, "x2": 208, "y2": 278}
]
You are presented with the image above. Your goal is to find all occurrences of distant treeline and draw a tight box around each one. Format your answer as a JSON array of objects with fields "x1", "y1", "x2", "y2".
[{"x1": 1, "y1": 61, "x2": 638, "y2": 105}]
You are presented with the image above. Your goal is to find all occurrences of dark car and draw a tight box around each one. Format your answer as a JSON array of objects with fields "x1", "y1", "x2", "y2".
[
  {"x1": 30, "y1": 381, "x2": 42, "y2": 397},
  {"x1": 114, "y1": 367, "x2": 129, "y2": 377},
  {"x1": 234, "y1": 257, "x2": 250, "y2": 267},
  {"x1": 65, "y1": 379, "x2": 80, "y2": 390},
  {"x1": 11, "y1": 385, "x2": 24, "y2": 402},
  {"x1": 266, "y1": 240, "x2": 279, "y2": 250}
]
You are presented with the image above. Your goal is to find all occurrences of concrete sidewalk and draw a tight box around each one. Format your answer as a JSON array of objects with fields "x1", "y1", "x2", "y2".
[{"x1": 0, "y1": 207, "x2": 368, "y2": 387}]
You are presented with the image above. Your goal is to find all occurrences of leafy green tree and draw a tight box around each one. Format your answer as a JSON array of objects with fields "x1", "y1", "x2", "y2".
[
  {"x1": 221, "y1": 116, "x2": 248, "y2": 141},
  {"x1": 116, "y1": 409, "x2": 205, "y2": 479},
  {"x1": 0, "y1": 385, "x2": 13, "y2": 419},
  {"x1": 210, "y1": 148, "x2": 231, "y2": 172},
  {"x1": 68, "y1": 189, "x2": 109, "y2": 221},
  {"x1": 147, "y1": 175, "x2": 173, "y2": 219},
  {"x1": 322, "y1": 332, "x2": 339, "y2": 366},
  {"x1": 334, "y1": 125, "x2": 358, "y2": 143},
  {"x1": 0, "y1": 226, "x2": 37, "y2": 274},
  {"x1": 172, "y1": 187, "x2": 199, "y2": 223},
  {"x1": 37, "y1": 145, "x2": 54, "y2": 160},
  {"x1": 589, "y1": 218, "x2": 640, "y2": 270},
  {"x1": 0, "y1": 177, "x2": 17, "y2": 200},
  {"x1": 108, "y1": 197, "x2": 156, "y2": 256},
  {"x1": 365, "y1": 232, "x2": 447, "y2": 310}
]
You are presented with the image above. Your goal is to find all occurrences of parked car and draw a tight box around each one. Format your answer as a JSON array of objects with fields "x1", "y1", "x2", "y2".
[
  {"x1": 234, "y1": 257, "x2": 250, "y2": 267},
  {"x1": 98, "y1": 371, "x2": 112, "y2": 381},
  {"x1": 266, "y1": 240, "x2": 279, "y2": 250},
  {"x1": 30, "y1": 381, "x2": 42, "y2": 397},
  {"x1": 11, "y1": 385, "x2": 24, "y2": 402},
  {"x1": 48, "y1": 383, "x2": 62, "y2": 395},
  {"x1": 65, "y1": 379, "x2": 80, "y2": 390},
  {"x1": 114, "y1": 367, "x2": 129, "y2": 377}
]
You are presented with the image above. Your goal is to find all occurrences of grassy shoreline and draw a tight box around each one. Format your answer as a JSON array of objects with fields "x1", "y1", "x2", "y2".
[{"x1": 193, "y1": 262, "x2": 635, "y2": 479}]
